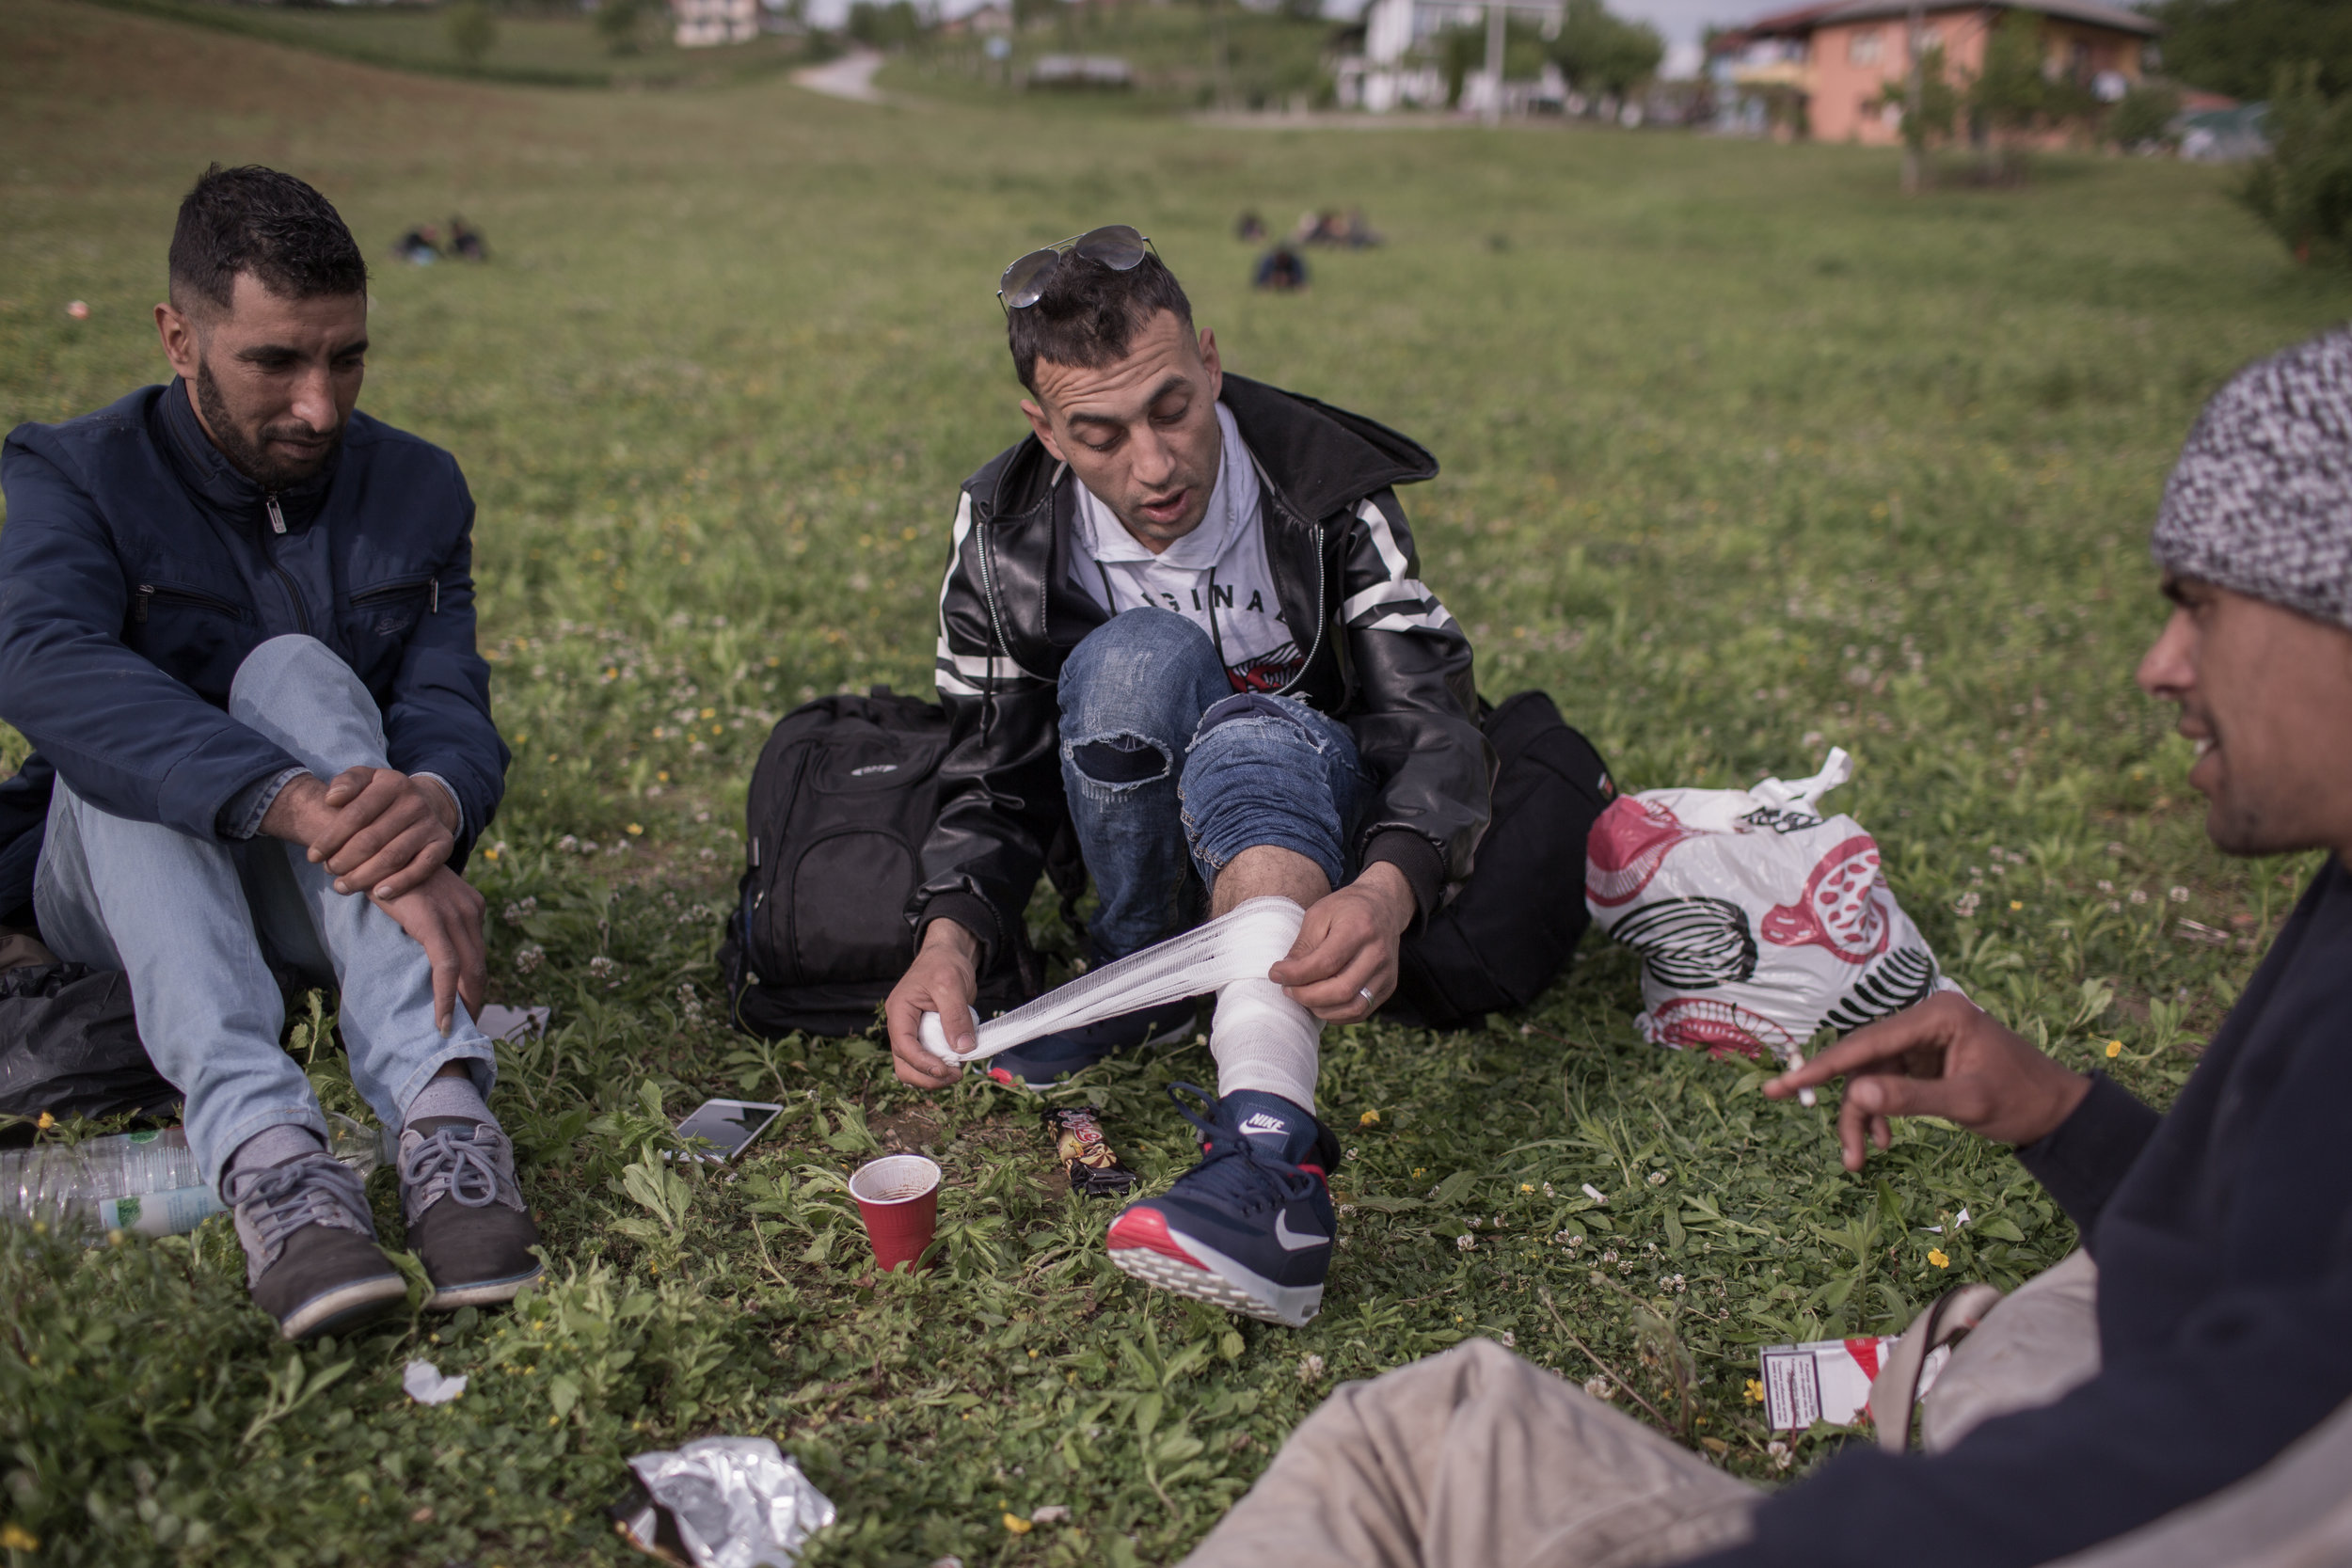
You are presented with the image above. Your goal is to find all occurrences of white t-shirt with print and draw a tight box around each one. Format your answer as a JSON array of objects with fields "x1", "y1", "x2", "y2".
[{"x1": 1069, "y1": 402, "x2": 1305, "y2": 693}]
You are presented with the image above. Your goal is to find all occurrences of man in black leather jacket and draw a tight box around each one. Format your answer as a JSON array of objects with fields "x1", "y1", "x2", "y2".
[{"x1": 883, "y1": 230, "x2": 1489, "y2": 1326}]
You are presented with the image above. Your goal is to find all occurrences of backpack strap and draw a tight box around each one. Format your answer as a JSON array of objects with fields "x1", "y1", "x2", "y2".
[{"x1": 1870, "y1": 1280, "x2": 2006, "y2": 1451}]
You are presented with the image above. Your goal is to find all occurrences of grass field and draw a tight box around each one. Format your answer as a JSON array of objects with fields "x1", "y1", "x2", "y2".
[{"x1": 6, "y1": 4, "x2": 2352, "y2": 1562}]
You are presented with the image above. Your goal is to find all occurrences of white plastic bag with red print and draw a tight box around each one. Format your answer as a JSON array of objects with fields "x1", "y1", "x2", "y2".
[{"x1": 1583, "y1": 749, "x2": 1955, "y2": 1066}]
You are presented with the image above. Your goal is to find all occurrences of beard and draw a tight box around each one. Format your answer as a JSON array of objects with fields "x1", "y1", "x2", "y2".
[{"x1": 194, "y1": 357, "x2": 342, "y2": 492}]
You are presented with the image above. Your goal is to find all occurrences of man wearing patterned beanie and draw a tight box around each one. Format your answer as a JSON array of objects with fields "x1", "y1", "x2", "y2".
[{"x1": 1176, "y1": 333, "x2": 2352, "y2": 1568}]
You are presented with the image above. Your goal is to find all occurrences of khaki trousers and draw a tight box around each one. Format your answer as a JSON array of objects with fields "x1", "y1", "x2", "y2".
[{"x1": 1183, "y1": 1252, "x2": 2105, "y2": 1568}]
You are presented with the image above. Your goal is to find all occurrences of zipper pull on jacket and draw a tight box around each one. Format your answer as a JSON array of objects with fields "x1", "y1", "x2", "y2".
[{"x1": 265, "y1": 495, "x2": 286, "y2": 534}]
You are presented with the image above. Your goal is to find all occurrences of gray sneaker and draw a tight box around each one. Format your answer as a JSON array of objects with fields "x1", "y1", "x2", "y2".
[
  {"x1": 226, "y1": 1152, "x2": 408, "y2": 1342},
  {"x1": 398, "y1": 1118, "x2": 545, "y2": 1309}
]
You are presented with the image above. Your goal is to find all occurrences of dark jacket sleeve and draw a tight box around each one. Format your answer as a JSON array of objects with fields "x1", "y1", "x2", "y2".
[
  {"x1": 0, "y1": 433, "x2": 299, "y2": 839},
  {"x1": 911, "y1": 493, "x2": 1059, "y2": 967},
  {"x1": 1334, "y1": 489, "x2": 1491, "y2": 918},
  {"x1": 377, "y1": 471, "x2": 506, "y2": 858},
  {"x1": 2014, "y1": 1072, "x2": 2162, "y2": 1243}
]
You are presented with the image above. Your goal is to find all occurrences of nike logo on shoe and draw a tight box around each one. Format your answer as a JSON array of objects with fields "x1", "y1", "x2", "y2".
[
  {"x1": 1273, "y1": 1212, "x2": 1329, "y2": 1251},
  {"x1": 1238, "y1": 1112, "x2": 1290, "y2": 1138}
]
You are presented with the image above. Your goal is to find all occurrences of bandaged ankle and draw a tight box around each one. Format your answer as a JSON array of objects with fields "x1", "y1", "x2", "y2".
[
  {"x1": 919, "y1": 895, "x2": 1308, "y2": 1066},
  {"x1": 1210, "y1": 974, "x2": 1320, "y2": 1112}
]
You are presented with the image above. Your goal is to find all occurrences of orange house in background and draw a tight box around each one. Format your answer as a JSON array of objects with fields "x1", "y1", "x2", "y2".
[{"x1": 1714, "y1": 0, "x2": 2160, "y2": 145}]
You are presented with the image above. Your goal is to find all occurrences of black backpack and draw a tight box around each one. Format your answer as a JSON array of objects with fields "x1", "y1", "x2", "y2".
[
  {"x1": 1385, "y1": 691, "x2": 1615, "y2": 1031},
  {"x1": 719, "y1": 690, "x2": 1041, "y2": 1038}
]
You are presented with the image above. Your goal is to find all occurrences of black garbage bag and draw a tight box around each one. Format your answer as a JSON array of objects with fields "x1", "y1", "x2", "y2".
[{"x1": 0, "y1": 964, "x2": 179, "y2": 1140}]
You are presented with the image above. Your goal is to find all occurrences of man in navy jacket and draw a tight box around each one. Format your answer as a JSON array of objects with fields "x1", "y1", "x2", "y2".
[
  {"x1": 0, "y1": 166, "x2": 534, "y2": 1341},
  {"x1": 1180, "y1": 331, "x2": 2352, "y2": 1568}
]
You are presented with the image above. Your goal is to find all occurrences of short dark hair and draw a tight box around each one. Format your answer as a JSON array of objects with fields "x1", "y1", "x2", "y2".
[
  {"x1": 168, "y1": 164, "x2": 368, "y2": 315},
  {"x1": 1006, "y1": 250, "x2": 1195, "y2": 391}
]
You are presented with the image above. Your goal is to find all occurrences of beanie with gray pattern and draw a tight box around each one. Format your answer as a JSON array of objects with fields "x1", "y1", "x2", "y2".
[{"x1": 2153, "y1": 327, "x2": 2352, "y2": 629}]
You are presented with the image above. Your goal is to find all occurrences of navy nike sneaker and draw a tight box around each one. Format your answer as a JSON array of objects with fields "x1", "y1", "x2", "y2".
[
  {"x1": 1105, "y1": 1085, "x2": 1340, "y2": 1327},
  {"x1": 985, "y1": 1003, "x2": 1195, "y2": 1090}
]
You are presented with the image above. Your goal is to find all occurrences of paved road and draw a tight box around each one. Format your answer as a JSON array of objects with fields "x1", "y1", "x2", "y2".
[{"x1": 792, "y1": 50, "x2": 886, "y2": 103}]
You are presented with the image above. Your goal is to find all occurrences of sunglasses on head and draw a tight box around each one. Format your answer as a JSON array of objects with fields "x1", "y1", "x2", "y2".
[{"x1": 997, "y1": 224, "x2": 1155, "y2": 311}]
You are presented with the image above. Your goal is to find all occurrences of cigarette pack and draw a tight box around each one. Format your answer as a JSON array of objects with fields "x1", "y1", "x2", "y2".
[{"x1": 1756, "y1": 1336, "x2": 1950, "y2": 1433}]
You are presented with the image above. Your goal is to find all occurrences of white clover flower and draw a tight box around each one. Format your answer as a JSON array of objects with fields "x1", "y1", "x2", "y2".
[
  {"x1": 2130, "y1": 889, "x2": 2150, "y2": 905},
  {"x1": 588, "y1": 955, "x2": 619, "y2": 980},
  {"x1": 2169, "y1": 886, "x2": 2190, "y2": 903},
  {"x1": 1583, "y1": 1376, "x2": 1613, "y2": 1400},
  {"x1": 1455, "y1": 1233, "x2": 1477, "y2": 1252},
  {"x1": 1298, "y1": 1354, "x2": 1326, "y2": 1382},
  {"x1": 1648, "y1": 1170, "x2": 1668, "y2": 1186},
  {"x1": 1499, "y1": 1330, "x2": 1516, "y2": 1349},
  {"x1": 513, "y1": 943, "x2": 545, "y2": 975}
]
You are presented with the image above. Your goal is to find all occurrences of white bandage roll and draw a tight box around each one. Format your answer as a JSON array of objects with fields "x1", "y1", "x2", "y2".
[{"x1": 918, "y1": 896, "x2": 1307, "y2": 1065}]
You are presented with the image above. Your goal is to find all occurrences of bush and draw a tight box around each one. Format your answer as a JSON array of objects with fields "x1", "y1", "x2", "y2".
[
  {"x1": 595, "y1": 0, "x2": 648, "y2": 57},
  {"x1": 2241, "y1": 65, "x2": 2352, "y2": 265},
  {"x1": 1549, "y1": 0, "x2": 1662, "y2": 101},
  {"x1": 2107, "y1": 82, "x2": 2184, "y2": 150},
  {"x1": 443, "y1": 0, "x2": 498, "y2": 66}
]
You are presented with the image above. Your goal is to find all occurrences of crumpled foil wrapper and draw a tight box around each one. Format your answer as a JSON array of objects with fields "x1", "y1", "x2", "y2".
[{"x1": 619, "y1": 1436, "x2": 835, "y2": 1568}]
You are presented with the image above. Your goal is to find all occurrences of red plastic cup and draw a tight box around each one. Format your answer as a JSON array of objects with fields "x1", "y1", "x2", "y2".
[{"x1": 850, "y1": 1154, "x2": 942, "y2": 1272}]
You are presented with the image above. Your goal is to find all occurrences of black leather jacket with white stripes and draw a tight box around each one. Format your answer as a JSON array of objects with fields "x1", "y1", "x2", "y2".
[{"x1": 913, "y1": 373, "x2": 1492, "y2": 962}]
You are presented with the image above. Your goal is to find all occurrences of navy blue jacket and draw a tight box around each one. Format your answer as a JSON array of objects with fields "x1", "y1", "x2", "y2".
[
  {"x1": 1693, "y1": 856, "x2": 2352, "y2": 1567},
  {"x1": 0, "y1": 381, "x2": 506, "y2": 925}
]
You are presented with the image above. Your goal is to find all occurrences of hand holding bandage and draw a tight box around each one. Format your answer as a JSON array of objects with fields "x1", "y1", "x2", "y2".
[{"x1": 917, "y1": 897, "x2": 1307, "y2": 1064}]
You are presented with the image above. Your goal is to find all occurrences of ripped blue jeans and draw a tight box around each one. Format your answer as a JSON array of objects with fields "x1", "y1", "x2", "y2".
[{"x1": 1058, "y1": 609, "x2": 1369, "y2": 961}]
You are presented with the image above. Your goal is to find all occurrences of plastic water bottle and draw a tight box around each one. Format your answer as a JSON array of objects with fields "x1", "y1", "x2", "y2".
[{"x1": 1, "y1": 1114, "x2": 394, "y2": 1239}]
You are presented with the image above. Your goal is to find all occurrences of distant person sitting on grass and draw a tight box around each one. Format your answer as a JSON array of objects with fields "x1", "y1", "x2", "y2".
[
  {"x1": 884, "y1": 225, "x2": 1488, "y2": 1330},
  {"x1": 1176, "y1": 327, "x2": 2352, "y2": 1568},
  {"x1": 1252, "y1": 245, "x2": 1308, "y2": 293},
  {"x1": 447, "y1": 215, "x2": 487, "y2": 261},
  {"x1": 394, "y1": 224, "x2": 439, "y2": 265},
  {"x1": 0, "y1": 165, "x2": 533, "y2": 1343}
]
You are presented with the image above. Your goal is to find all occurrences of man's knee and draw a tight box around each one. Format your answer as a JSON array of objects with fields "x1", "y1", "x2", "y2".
[
  {"x1": 229, "y1": 635, "x2": 373, "y2": 729},
  {"x1": 1061, "y1": 609, "x2": 1222, "y2": 705},
  {"x1": 1069, "y1": 732, "x2": 1175, "y2": 789}
]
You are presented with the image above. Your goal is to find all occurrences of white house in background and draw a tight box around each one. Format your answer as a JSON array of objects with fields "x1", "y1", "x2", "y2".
[{"x1": 675, "y1": 0, "x2": 756, "y2": 47}]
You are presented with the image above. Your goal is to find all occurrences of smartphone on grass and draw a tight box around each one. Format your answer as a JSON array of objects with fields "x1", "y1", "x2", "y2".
[{"x1": 670, "y1": 1099, "x2": 786, "y2": 1164}]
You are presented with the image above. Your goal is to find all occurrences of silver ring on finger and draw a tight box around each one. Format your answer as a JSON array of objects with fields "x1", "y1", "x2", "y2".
[{"x1": 1358, "y1": 985, "x2": 1376, "y2": 1010}]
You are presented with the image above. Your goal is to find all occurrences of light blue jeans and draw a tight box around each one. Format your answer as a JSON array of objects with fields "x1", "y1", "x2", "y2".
[
  {"x1": 1058, "y1": 610, "x2": 1370, "y2": 961},
  {"x1": 34, "y1": 635, "x2": 495, "y2": 1188}
]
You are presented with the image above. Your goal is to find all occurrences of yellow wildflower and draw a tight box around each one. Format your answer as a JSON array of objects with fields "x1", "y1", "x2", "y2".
[
  {"x1": 1003, "y1": 1513, "x2": 1033, "y2": 1535},
  {"x1": 2009, "y1": 900, "x2": 2024, "y2": 911},
  {"x1": 1359, "y1": 1109, "x2": 1381, "y2": 1127},
  {"x1": 1519, "y1": 1182, "x2": 1534, "y2": 1193},
  {"x1": 1, "y1": 1523, "x2": 40, "y2": 1550},
  {"x1": 626, "y1": 823, "x2": 644, "y2": 836},
  {"x1": 2106, "y1": 1040, "x2": 2123, "y2": 1059},
  {"x1": 36, "y1": 1110, "x2": 54, "y2": 1131},
  {"x1": 1929, "y1": 1248, "x2": 1950, "y2": 1269},
  {"x1": 1743, "y1": 1379, "x2": 1765, "y2": 1404}
]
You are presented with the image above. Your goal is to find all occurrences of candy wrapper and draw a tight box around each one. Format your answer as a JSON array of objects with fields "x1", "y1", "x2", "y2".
[
  {"x1": 614, "y1": 1436, "x2": 834, "y2": 1568},
  {"x1": 1042, "y1": 1105, "x2": 1137, "y2": 1197},
  {"x1": 1585, "y1": 749, "x2": 1956, "y2": 1064}
]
